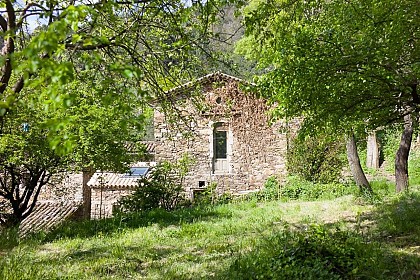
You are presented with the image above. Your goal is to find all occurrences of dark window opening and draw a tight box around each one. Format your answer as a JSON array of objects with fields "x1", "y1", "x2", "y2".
[
  {"x1": 214, "y1": 130, "x2": 227, "y2": 159},
  {"x1": 199, "y1": 181, "x2": 206, "y2": 188}
]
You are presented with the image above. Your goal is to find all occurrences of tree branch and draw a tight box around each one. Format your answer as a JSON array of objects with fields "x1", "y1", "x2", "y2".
[
  {"x1": 0, "y1": 14, "x2": 7, "y2": 32},
  {"x1": 65, "y1": 41, "x2": 113, "y2": 51},
  {"x1": 0, "y1": 0, "x2": 16, "y2": 95},
  {"x1": 16, "y1": 2, "x2": 48, "y2": 29}
]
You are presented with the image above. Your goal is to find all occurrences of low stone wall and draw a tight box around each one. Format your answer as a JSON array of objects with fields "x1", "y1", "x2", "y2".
[
  {"x1": 38, "y1": 173, "x2": 84, "y2": 203},
  {"x1": 90, "y1": 187, "x2": 133, "y2": 219}
]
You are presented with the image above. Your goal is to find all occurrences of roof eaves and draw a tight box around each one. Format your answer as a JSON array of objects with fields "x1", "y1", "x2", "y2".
[{"x1": 165, "y1": 71, "x2": 255, "y2": 95}]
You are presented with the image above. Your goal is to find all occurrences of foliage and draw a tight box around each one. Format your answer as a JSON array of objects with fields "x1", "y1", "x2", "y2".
[
  {"x1": 237, "y1": 0, "x2": 419, "y2": 191},
  {"x1": 0, "y1": 0, "x2": 234, "y2": 226},
  {"x1": 193, "y1": 182, "x2": 217, "y2": 205},
  {"x1": 408, "y1": 150, "x2": 420, "y2": 186},
  {"x1": 380, "y1": 127, "x2": 403, "y2": 166},
  {"x1": 237, "y1": 0, "x2": 420, "y2": 135},
  {"x1": 1, "y1": 191, "x2": 419, "y2": 279},
  {"x1": 246, "y1": 176, "x2": 357, "y2": 202},
  {"x1": 282, "y1": 176, "x2": 357, "y2": 201},
  {"x1": 226, "y1": 223, "x2": 412, "y2": 280},
  {"x1": 287, "y1": 134, "x2": 345, "y2": 183},
  {"x1": 192, "y1": 182, "x2": 233, "y2": 206},
  {"x1": 374, "y1": 190, "x2": 420, "y2": 243},
  {"x1": 0, "y1": 79, "x2": 143, "y2": 226},
  {"x1": 119, "y1": 155, "x2": 194, "y2": 213}
]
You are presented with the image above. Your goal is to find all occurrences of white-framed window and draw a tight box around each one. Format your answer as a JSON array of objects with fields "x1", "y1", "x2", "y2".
[{"x1": 212, "y1": 122, "x2": 229, "y2": 173}]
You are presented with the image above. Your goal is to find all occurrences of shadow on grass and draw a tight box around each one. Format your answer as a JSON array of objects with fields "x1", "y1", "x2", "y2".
[
  {"x1": 367, "y1": 190, "x2": 420, "y2": 246},
  {"x1": 215, "y1": 191, "x2": 420, "y2": 280},
  {"x1": 33, "y1": 205, "x2": 232, "y2": 243}
]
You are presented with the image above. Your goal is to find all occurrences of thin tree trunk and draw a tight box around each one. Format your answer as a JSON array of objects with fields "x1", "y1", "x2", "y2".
[
  {"x1": 366, "y1": 131, "x2": 380, "y2": 169},
  {"x1": 82, "y1": 167, "x2": 94, "y2": 219},
  {"x1": 395, "y1": 114, "x2": 413, "y2": 192},
  {"x1": 346, "y1": 132, "x2": 372, "y2": 193}
]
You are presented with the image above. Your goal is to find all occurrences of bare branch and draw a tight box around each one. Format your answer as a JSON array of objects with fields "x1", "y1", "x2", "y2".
[{"x1": 16, "y1": 2, "x2": 49, "y2": 29}]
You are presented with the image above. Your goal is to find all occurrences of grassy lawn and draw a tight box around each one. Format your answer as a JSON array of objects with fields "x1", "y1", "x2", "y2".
[{"x1": 1, "y1": 188, "x2": 419, "y2": 279}]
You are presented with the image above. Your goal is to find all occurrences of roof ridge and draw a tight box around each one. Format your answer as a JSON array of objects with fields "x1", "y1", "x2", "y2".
[{"x1": 165, "y1": 71, "x2": 254, "y2": 94}]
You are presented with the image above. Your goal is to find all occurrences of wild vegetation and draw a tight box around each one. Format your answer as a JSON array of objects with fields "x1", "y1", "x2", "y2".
[
  {"x1": 237, "y1": 0, "x2": 419, "y2": 192},
  {"x1": 1, "y1": 131, "x2": 419, "y2": 278},
  {"x1": 0, "y1": 179, "x2": 419, "y2": 279},
  {"x1": 0, "y1": 0, "x2": 231, "y2": 227},
  {"x1": 1, "y1": 0, "x2": 419, "y2": 279}
]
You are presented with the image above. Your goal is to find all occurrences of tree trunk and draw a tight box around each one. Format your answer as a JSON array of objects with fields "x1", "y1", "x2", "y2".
[
  {"x1": 366, "y1": 131, "x2": 380, "y2": 169},
  {"x1": 82, "y1": 167, "x2": 94, "y2": 219},
  {"x1": 395, "y1": 114, "x2": 414, "y2": 192},
  {"x1": 346, "y1": 132, "x2": 372, "y2": 193}
]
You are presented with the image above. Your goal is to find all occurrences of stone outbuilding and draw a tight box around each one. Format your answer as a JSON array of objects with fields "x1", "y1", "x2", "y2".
[{"x1": 87, "y1": 162, "x2": 156, "y2": 219}]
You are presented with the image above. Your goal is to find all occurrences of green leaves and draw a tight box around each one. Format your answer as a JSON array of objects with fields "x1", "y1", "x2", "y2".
[{"x1": 238, "y1": 0, "x2": 419, "y2": 136}]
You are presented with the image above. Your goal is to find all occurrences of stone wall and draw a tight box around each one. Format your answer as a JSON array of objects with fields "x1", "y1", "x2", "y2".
[
  {"x1": 38, "y1": 172, "x2": 84, "y2": 203},
  {"x1": 154, "y1": 78, "x2": 289, "y2": 197},
  {"x1": 90, "y1": 187, "x2": 133, "y2": 219}
]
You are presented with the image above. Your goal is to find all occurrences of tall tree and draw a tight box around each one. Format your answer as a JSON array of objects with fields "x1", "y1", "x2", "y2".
[
  {"x1": 0, "y1": 0, "x2": 229, "y2": 227},
  {"x1": 237, "y1": 0, "x2": 419, "y2": 191},
  {"x1": 0, "y1": 79, "x2": 143, "y2": 227}
]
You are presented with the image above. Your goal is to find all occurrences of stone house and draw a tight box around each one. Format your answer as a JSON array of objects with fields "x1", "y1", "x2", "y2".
[
  {"x1": 153, "y1": 71, "x2": 288, "y2": 198},
  {"x1": 17, "y1": 72, "x2": 290, "y2": 225},
  {"x1": 85, "y1": 71, "x2": 289, "y2": 218}
]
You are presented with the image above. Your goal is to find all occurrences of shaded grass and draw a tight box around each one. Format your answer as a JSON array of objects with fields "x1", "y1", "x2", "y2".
[{"x1": 1, "y1": 189, "x2": 419, "y2": 279}]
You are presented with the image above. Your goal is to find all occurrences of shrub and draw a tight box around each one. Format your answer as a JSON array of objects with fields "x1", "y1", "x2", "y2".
[
  {"x1": 226, "y1": 224, "x2": 396, "y2": 280},
  {"x1": 119, "y1": 154, "x2": 193, "y2": 213},
  {"x1": 193, "y1": 182, "x2": 232, "y2": 206},
  {"x1": 287, "y1": 134, "x2": 345, "y2": 183},
  {"x1": 243, "y1": 176, "x2": 357, "y2": 202},
  {"x1": 281, "y1": 176, "x2": 356, "y2": 201}
]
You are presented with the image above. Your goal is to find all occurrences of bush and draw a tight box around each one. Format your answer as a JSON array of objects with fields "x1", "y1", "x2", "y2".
[
  {"x1": 226, "y1": 224, "x2": 404, "y2": 280},
  {"x1": 287, "y1": 134, "x2": 345, "y2": 183},
  {"x1": 119, "y1": 155, "x2": 193, "y2": 213},
  {"x1": 243, "y1": 176, "x2": 357, "y2": 202},
  {"x1": 0, "y1": 226, "x2": 19, "y2": 250},
  {"x1": 281, "y1": 176, "x2": 356, "y2": 200},
  {"x1": 192, "y1": 182, "x2": 233, "y2": 206}
]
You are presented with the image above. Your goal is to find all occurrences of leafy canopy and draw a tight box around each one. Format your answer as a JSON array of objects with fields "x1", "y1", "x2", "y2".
[{"x1": 237, "y1": 0, "x2": 420, "y2": 135}]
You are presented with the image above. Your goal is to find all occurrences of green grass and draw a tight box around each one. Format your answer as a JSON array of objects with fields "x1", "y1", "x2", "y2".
[{"x1": 1, "y1": 188, "x2": 419, "y2": 280}]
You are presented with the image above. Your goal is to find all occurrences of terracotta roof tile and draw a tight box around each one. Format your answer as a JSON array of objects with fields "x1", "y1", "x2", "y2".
[
  {"x1": 19, "y1": 201, "x2": 81, "y2": 237},
  {"x1": 87, "y1": 162, "x2": 156, "y2": 189},
  {"x1": 124, "y1": 141, "x2": 156, "y2": 154}
]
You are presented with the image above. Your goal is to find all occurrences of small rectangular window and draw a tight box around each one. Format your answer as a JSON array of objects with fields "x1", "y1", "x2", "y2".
[{"x1": 214, "y1": 131, "x2": 227, "y2": 159}]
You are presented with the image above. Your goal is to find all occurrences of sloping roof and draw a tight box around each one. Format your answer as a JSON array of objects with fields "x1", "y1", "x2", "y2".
[
  {"x1": 165, "y1": 71, "x2": 255, "y2": 95},
  {"x1": 124, "y1": 141, "x2": 156, "y2": 154},
  {"x1": 87, "y1": 162, "x2": 156, "y2": 189},
  {"x1": 87, "y1": 172, "x2": 141, "y2": 189},
  {"x1": 19, "y1": 201, "x2": 81, "y2": 237}
]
